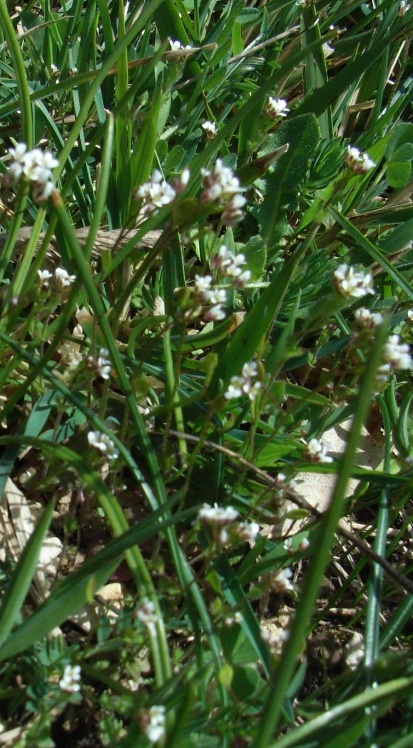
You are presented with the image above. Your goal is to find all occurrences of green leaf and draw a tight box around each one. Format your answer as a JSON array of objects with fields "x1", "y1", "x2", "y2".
[
  {"x1": 385, "y1": 122, "x2": 413, "y2": 160},
  {"x1": 387, "y1": 161, "x2": 411, "y2": 188},
  {"x1": 258, "y1": 114, "x2": 320, "y2": 243},
  {"x1": 241, "y1": 235, "x2": 267, "y2": 280},
  {"x1": 0, "y1": 501, "x2": 55, "y2": 649}
]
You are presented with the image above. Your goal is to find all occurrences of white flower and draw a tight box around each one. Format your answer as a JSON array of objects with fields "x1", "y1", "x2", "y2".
[
  {"x1": 334, "y1": 264, "x2": 375, "y2": 299},
  {"x1": 96, "y1": 348, "x2": 111, "y2": 379},
  {"x1": 399, "y1": 0, "x2": 411, "y2": 16},
  {"x1": 265, "y1": 97, "x2": 289, "y2": 119},
  {"x1": 406, "y1": 309, "x2": 413, "y2": 323},
  {"x1": 202, "y1": 121, "x2": 218, "y2": 137},
  {"x1": 194, "y1": 274, "x2": 213, "y2": 294},
  {"x1": 270, "y1": 567, "x2": 294, "y2": 593},
  {"x1": 6, "y1": 144, "x2": 58, "y2": 201},
  {"x1": 136, "y1": 600, "x2": 159, "y2": 630},
  {"x1": 382, "y1": 334, "x2": 412, "y2": 371},
  {"x1": 37, "y1": 269, "x2": 53, "y2": 287},
  {"x1": 204, "y1": 304, "x2": 226, "y2": 321},
  {"x1": 345, "y1": 145, "x2": 376, "y2": 173},
  {"x1": 54, "y1": 267, "x2": 76, "y2": 288},
  {"x1": 145, "y1": 705, "x2": 166, "y2": 743},
  {"x1": 237, "y1": 521, "x2": 260, "y2": 542},
  {"x1": 87, "y1": 430, "x2": 119, "y2": 460},
  {"x1": 169, "y1": 39, "x2": 191, "y2": 51},
  {"x1": 304, "y1": 438, "x2": 333, "y2": 464},
  {"x1": 59, "y1": 664, "x2": 81, "y2": 693},
  {"x1": 224, "y1": 360, "x2": 261, "y2": 400},
  {"x1": 135, "y1": 170, "x2": 176, "y2": 214},
  {"x1": 198, "y1": 503, "x2": 239, "y2": 525},
  {"x1": 201, "y1": 159, "x2": 246, "y2": 224},
  {"x1": 242, "y1": 361, "x2": 258, "y2": 378},
  {"x1": 354, "y1": 307, "x2": 383, "y2": 328}
]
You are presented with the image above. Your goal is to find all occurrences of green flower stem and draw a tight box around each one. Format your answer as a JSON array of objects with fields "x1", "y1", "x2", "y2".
[
  {"x1": 0, "y1": 2, "x2": 33, "y2": 285},
  {"x1": 254, "y1": 320, "x2": 389, "y2": 748},
  {"x1": 0, "y1": 1, "x2": 32, "y2": 148},
  {"x1": 163, "y1": 327, "x2": 188, "y2": 464}
]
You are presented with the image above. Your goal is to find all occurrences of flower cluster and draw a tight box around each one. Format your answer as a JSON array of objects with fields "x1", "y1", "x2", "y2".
[
  {"x1": 376, "y1": 334, "x2": 413, "y2": 384},
  {"x1": 193, "y1": 274, "x2": 228, "y2": 321},
  {"x1": 198, "y1": 503, "x2": 260, "y2": 546},
  {"x1": 210, "y1": 245, "x2": 251, "y2": 287},
  {"x1": 265, "y1": 97, "x2": 289, "y2": 120},
  {"x1": 134, "y1": 170, "x2": 177, "y2": 215},
  {"x1": 142, "y1": 705, "x2": 166, "y2": 744},
  {"x1": 87, "y1": 430, "x2": 119, "y2": 460},
  {"x1": 224, "y1": 360, "x2": 262, "y2": 401},
  {"x1": 86, "y1": 348, "x2": 111, "y2": 380},
  {"x1": 201, "y1": 158, "x2": 246, "y2": 225},
  {"x1": 59, "y1": 664, "x2": 81, "y2": 693},
  {"x1": 399, "y1": 1, "x2": 411, "y2": 16},
  {"x1": 169, "y1": 39, "x2": 192, "y2": 52},
  {"x1": 334, "y1": 264, "x2": 375, "y2": 299},
  {"x1": 345, "y1": 146, "x2": 376, "y2": 174},
  {"x1": 354, "y1": 307, "x2": 383, "y2": 328},
  {"x1": 38, "y1": 267, "x2": 76, "y2": 290},
  {"x1": 202, "y1": 121, "x2": 218, "y2": 138},
  {"x1": 5, "y1": 143, "x2": 58, "y2": 202},
  {"x1": 134, "y1": 168, "x2": 190, "y2": 215},
  {"x1": 304, "y1": 438, "x2": 333, "y2": 464}
]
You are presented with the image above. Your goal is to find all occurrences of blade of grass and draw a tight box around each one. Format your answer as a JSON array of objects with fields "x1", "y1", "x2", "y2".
[{"x1": 254, "y1": 319, "x2": 389, "y2": 748}]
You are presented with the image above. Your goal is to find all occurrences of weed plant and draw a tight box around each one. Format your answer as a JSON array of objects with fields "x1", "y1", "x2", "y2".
[{"x1": 0, "y1": 0, "x2": 412, "y2": 746}]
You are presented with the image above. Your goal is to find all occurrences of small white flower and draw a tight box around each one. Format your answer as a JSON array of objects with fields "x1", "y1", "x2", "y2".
[
  {"x1": 345, "y1": 145, "x2": 376, "y2": 173},
  {"x1": 304, "y1": 438, "x2": 333, "y2": 464},
  {"x1": 145, "y1": 705, "x2": 166, "y2": 743},
  {"x1": 59, "y1": 664, "x2": 81, "y2": 693},
  {"x1": 242, "y1": 361, "x2": 258, "y2": 379},
  {"x1": 136, "y1": 600, "x2": 159, "y2": 630},
  {"x1": 201, "y1": 159, "x2": 246, "y2": 224},
  {"x1": 204, "y1": 304, "x2": 226, "y2": 321},
  {"x1": 270, "y1": 567, "x2": 295, "y2": 593},
  {"x1": 54, "y1": 267, "x2": 76, "y2": 288},
  {"x1": 198, "y1": 503, "x2": 239, "y2": 525},
  {"x1": 224, "y1": 380, "x2": 244, "y2": 399},
  {"x1": 382, "y1": 334, "x2": 412, "y2": 371},
  {"x1": 354, "y1": 307, "x2": 383, "y2": 328},
  {"x1": 37, "y1": 269, "x2": 53, "y2": 287},
  {"x1": 169, "y1": 39, "x2": 191, "y2": 51},
  {"x1": 135, "y1": 170, "x2": 176, "y2": 214},
  {"x1": 334, "y1": 264, "x2": 375, "y2": 299},
  {"x1": 399, "y1": 0, "x2": 411, "y2": 16},
  {"x1": 406, "y1": 309, "x2": 413, "y2": 323},
  {"x1": 265, "y1": 97, "x2": 289, "y2": 119},
  {"x1": 96, "y1": 348, "x2": 111, "y2": 379},
  {"x1": 224, "y1": 360, "x2": 261, "y2": 400},
  {"x1": 237, "y1": 521, "x2": 260, "y2": 542},
  {"x1": 194, "y1": 274, "x2": 213, "y2": 294},
  {"x1": 202, "y1": 121, "x2": 218, "y2": 137},
  {"x1": 87, "y1": 430, "x2": 119, "y2": 460}
]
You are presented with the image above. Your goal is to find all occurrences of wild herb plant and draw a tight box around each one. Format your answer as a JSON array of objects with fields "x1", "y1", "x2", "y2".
[{"x1": 0, "y1": 0, "x2": 413, "y2": 745}]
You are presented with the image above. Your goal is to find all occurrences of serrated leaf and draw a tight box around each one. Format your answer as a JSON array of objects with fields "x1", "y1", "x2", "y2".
[
  {"x1": 241, "y1": 235, "x2": 267, "y2": 280},
  {"x1": 258, "y1": 114, "x2": 320, "y2": 243}
]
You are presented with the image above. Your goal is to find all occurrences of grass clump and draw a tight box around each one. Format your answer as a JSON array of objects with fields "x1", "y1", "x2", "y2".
[{"x1": 0, "y1": 0, "x2": 412, "y2": 746}]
